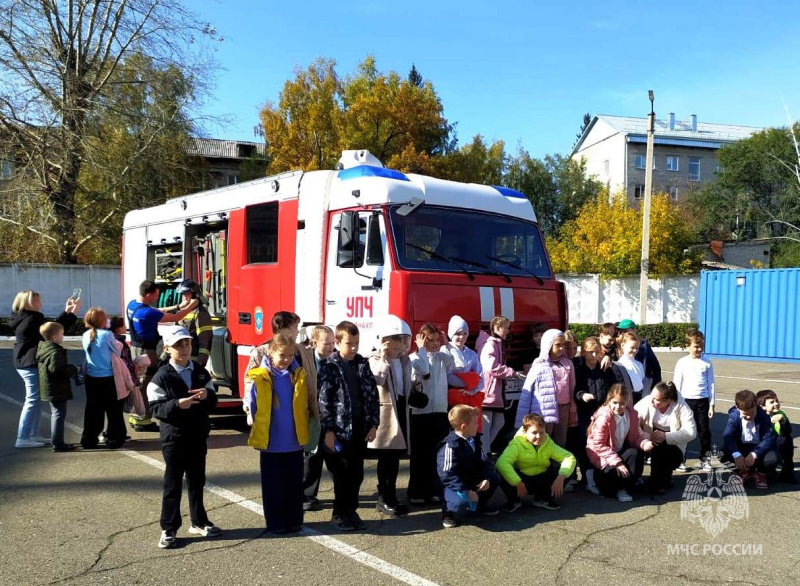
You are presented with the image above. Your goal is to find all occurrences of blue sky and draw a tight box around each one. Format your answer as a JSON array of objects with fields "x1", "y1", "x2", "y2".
[{"x1": 192, "y1": 0, "x2": 800, "y2": 159}]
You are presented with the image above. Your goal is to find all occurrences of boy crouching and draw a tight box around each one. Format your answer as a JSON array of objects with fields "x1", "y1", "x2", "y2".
[{"x1": 437, "y1": 405, "x2": 500, "y2": 528}]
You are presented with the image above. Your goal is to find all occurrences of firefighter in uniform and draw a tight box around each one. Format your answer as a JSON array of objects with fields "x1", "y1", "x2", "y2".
[{"x1": 175, "y1": 279, "x2": 214, "y2": 368}]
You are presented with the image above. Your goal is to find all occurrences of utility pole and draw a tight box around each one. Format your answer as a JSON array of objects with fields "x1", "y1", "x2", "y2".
[{"x1": 639, "y1": 90, "x2": 655, "y2": 325}]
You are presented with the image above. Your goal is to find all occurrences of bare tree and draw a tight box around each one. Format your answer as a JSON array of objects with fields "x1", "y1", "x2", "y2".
[{"x1": 0, "y1": 0, "x2": 219, "y2": 263}]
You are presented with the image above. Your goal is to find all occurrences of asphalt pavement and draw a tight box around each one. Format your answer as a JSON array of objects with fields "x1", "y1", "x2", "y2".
[{"x1": 0, "y1": 349, "x2": 798, "y2": 586}]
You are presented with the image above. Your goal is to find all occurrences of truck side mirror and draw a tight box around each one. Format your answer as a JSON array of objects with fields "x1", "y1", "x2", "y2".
[
  {"x1": 337, "y1": 211, "x2": 364, "y2": 268},
  {"x1": 366, "y1": 212, "x2": 384, "y2": 265}
]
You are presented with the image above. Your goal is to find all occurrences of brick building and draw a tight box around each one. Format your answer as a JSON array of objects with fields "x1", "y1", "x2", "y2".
[{"x1": 571, "y1": 114, "x2": 761, "y2": 205}]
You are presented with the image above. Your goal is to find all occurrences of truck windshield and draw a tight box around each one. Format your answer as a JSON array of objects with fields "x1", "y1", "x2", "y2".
[{"x1": 388, "y1": 205, "x2": 552, "y2": 278}]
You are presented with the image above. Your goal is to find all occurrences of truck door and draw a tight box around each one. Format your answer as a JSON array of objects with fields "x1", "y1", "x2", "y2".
[{"x1": 324, "y1": 209, "x2": 390, "y2": 352}]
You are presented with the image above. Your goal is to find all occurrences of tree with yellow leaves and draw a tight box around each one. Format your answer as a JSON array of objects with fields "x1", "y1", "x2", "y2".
[
  {"x1": 547, "y1": 193, "x2": 701, "y2": 276},
  {"x1": 260, "y1": 57, "x2": 453, "y2": 174}
]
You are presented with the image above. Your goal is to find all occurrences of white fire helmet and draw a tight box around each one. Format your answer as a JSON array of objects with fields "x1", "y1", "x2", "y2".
[{"x1": 375, "y1": 314, "x2": 411, "y2": 342}]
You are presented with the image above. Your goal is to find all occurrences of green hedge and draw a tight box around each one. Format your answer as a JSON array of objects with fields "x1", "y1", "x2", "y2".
[{"x1": 568, "y1": 323, "x2": 698, "y2": 348}]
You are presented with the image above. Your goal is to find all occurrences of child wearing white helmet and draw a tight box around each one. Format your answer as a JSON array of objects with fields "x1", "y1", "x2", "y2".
[
  {"x1": 442, "y1": 315, "x2": 483, "y2": 394},
  {"x1": 368, "y1": 315, "x2": 412, "y2": 516}
]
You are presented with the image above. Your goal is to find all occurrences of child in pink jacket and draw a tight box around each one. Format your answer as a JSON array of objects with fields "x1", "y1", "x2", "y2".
[
  {"x1": 586, "y1": 384, "x2": 653, "y2": 502},
  {"x1": 478, "y1": 316, "x2": 518, "y2": 457}
]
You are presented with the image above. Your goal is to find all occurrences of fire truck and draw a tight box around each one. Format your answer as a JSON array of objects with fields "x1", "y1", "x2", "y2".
[{"x1": 121, "y1": 150, "x2": 568, "y2": 410}]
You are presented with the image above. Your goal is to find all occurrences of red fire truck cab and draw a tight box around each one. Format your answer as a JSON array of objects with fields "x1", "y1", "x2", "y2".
[{"x1": 122, "y1": 150, "x2": 568, "y2": 410}]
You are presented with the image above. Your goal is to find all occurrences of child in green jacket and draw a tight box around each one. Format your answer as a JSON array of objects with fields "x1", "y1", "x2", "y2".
[
  {"x1": 36, "y1": 322, "x2": 78, "y2": 452},
  {"x1": 496, "y1": 413, "x2": 576, "y2": 512}
]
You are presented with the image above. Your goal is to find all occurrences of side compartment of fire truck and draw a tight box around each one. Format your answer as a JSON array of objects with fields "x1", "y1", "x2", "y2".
[{"x1": 138, "y1": 217, "x2": 238, "y2": 406}]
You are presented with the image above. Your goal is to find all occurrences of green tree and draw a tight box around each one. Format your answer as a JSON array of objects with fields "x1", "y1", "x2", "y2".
[
  {"x1": 505, "y1": 148, "x2": 604, "y2": 237},
  {"x1": 0, "y1": 0, "x2": 217, "y2": 263},
  {"x1": 685, "y1": 125, "x2": 800, "y2": 243},
  {"x1": 408, "y1": 63, "x2": 423, "y2": 87},
  {"x1": 434, "y1": 135, "x2": 506, "y2": 185}
]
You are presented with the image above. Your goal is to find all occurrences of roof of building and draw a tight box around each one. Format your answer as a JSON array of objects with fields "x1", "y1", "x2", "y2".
[
  {"x1": 572, "y1": 114, "x2": 764, "y2": 155},
  {"x1": 187, "y1": 137, "x2": 266, "y2": 159}
]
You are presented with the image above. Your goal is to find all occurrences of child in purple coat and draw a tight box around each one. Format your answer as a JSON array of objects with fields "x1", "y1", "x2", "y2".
[{"x1": 515, "y1": 329, "x2": 576, "y2": 448}]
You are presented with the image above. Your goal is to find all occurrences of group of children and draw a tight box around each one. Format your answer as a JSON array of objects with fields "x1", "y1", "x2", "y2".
[
  {"x1": 33, "y1": 306, "x2": 797, "y2": 545},
  {"x1": 237, "y1": 311, "x2": 796, "y2": 535}
]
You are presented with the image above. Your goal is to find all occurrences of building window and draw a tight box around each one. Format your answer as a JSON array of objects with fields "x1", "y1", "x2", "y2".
[
  {"x1": 227, "y1": 174, "x2": 238, "y2": 186},
  {"x1": 689, "y1": 157, "x2": 701, "y2": 181},
  {"x1": 0, "y1": 160, "x2": 12, "y2": 180},
  {"x1": 668, "y1": 186, "x2": 679, "y2": 200},
  {"x1": 666, "y1": 156, "x2": 679, "y2": 171},
  {"x1": 635, "y1": 155, "x2": 645, "y2": 169},
  {"x1": 247, "y1": 202, "x2": 279, "y2": 264},
  {"x1": 603, "y1": 160, "x2": 610, "y2": 174},
  {"x1": 633, "y1": 184, "x2": 645, "y2": 199}
]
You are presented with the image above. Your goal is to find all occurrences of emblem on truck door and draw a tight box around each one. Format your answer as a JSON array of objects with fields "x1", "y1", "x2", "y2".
[{"x1": 254, "y1": 306, "x2": 264, "y2": 335}]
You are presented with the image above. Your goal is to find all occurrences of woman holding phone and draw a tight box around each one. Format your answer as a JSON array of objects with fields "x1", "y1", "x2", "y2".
[{"x1": 11, "y1": 289, "x2": 81, "y2": 448}]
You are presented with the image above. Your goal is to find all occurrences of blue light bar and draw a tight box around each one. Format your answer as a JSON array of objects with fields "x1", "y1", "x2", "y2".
[
  {"x1": 337, "y1": 165, "x2": 410, "y2": 182},
  {"x1": 493, "y1": 185, "x2": 528, "y2": 199}
]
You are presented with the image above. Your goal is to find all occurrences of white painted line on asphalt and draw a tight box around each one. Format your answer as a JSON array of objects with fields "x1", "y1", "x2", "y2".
[
  {"x1": 663, "y1": 369, "x2": 800, "y2": 386},
  {"x1": 0, "y1": 391, "x2": 440, "y2": 586},
  {"x1": 714, "y1": 397, "x2": 800, "y2": 411}
]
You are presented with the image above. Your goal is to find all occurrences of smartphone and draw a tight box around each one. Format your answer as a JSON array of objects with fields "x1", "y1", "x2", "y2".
[{"x1": 71, "y1": 288, "x2": 82, "y2": 301}]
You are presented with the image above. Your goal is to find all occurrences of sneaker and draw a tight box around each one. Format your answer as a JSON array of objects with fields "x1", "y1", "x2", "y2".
[
  {"x1": 31, "y1": 435, "x2": 51, "y2": 445},
  {"x1": 475, "y1": 506, "x2": 500, "y2": 516},
  {"x1": 442, "y1": 513, "x2": 457, "y2": 529},
  {"x1": 754, "y1": 472, "x2": 768, "y2": 490},
  {"x1": 702, "y1": 459, "x2": 713, "y2": 472},
  {"x1": 586, "y1": 483, "x2": 601, "y2": 496},
  {"x1": 349, "y1": 513, "x2": 366, "y2": 530},
  {"x1": 158, "y1": 530, "x2": 176, "y2": 549},
  {"x1": 532, "y1": 498, "x2": 561, "y2": 510},
  {"x1": 394, "y1": 503, "x2": 409, "y2": 516},
  {"x1": 331, "y1": 515, "x2": 355, "y2": 532},
  {"x1": 303, "y1": 497, "x2": 321, "y2": 512},
  {"x1": 616, "y1": 489, "x2": 633, "y2": 503},
  {"x1": 188, "y1": 523, "x2": 221, "y2": 537},
  {"x1": 503, "y1": 501, "x2": 522, "y2": 514},
  {"x1": 376, "y1": 497, "x2": 398, "y2": 517},
  {"x1": 15, "y1": 438, "x2": 45, "y2": 449},
  {"x1": 563, "y1": 479, "x2": 578, "y2": 493},
  {"x1": 644, "y1": 456, "x2": 651, "y2": 466},
  {"x1": 676, "y1": 462, "x2": 688, "y2": 472}
]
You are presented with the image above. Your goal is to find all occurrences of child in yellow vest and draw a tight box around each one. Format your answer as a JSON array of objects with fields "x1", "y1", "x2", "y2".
[{"x1": 246, "y1": 333, "x2": 311, "y2": 534}]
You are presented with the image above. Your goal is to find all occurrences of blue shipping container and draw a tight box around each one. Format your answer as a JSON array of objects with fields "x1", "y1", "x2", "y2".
[{"x1": 699, "y1": 269, "x2": 800, "y2": 362}]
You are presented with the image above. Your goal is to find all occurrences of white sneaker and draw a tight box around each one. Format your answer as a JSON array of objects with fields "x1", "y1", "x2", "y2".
[
  {"x1": 188, "y1": 523, "x2": 221, "y2": 537},
  {"x1": 676, "y1": 462, "x2": 688, "y2": 472},
  {"x1": 158, "y1": 530, "x2": 176, "y2": 549},
  {"x1": 616, "y1": 489, "x2": 633, "y2": 502},
  {"x1": 31, "y1": 436, "x2": 51, "y2": 445},
  {"x1": 15, "y1": 438, "x2": 45, "y2": 449},
  {"x1": 701, "y1": 459, "x2": 713, "y2": 472}
]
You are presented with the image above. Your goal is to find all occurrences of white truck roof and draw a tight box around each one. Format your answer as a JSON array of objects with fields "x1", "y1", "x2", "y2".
[{"x1": 123, "y1": 160, "x2": 536, "y2": 230}]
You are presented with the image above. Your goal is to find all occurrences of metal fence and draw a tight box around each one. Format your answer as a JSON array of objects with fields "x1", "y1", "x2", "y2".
[
  {"x1": 0, "y1": 264, "x2": 121, "y2": 318},
  {"x1": 0, "y1": 263, "x2": 700, "y2": 324},
  {"x1": 557, "y1": 273, "x2": 699, "y2": 324}
]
